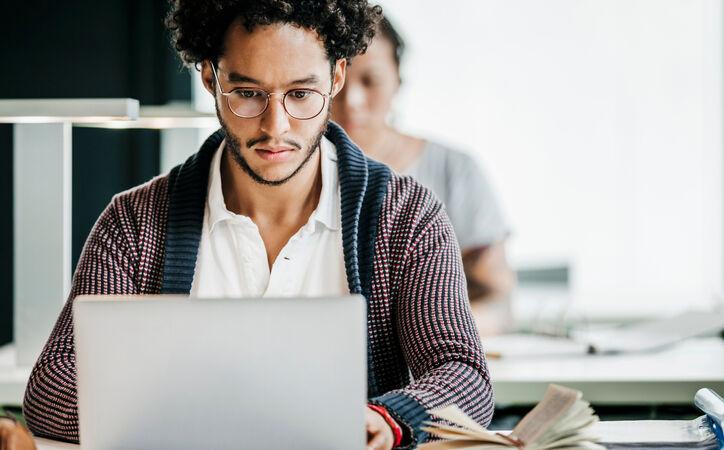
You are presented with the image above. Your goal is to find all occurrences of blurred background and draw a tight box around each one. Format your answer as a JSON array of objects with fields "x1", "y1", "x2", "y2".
[{"x1": 374, "y1": 0, "x2": 723, "y2": 321}]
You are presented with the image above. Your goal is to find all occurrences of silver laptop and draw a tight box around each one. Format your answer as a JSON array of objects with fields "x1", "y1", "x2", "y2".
[{"x1": 73, "y1": 295, "x2": 367, "y2": 450}]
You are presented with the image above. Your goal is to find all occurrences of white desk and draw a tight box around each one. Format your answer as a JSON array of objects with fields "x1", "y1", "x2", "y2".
[
  {"x1": 35, "y1": 438, "x2": 78, "y2": 450},
  {"x1": 7, "y1": 337, "x2": 724, "y2": 407},
  {"x1": 488, "y1": 337, "x2": 724, "y2": 405}
]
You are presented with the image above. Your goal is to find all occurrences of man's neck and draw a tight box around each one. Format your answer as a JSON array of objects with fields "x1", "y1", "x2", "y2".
[{"x1": 220, "y1": 145, "x2": 323, "y2": 228}]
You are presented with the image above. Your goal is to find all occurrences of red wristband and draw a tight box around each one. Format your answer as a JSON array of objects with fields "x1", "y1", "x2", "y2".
[{"x1": 368, "y1": 404, "x2": 403, "y2": 448}]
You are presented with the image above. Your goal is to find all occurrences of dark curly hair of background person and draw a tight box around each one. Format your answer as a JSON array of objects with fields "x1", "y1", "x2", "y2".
[{"x1": 166, "y1": 0, "x2": 383, "y2": 69}]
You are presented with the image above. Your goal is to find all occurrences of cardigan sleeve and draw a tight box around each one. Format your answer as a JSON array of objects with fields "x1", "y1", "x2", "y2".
[
  {"x1": 370, "y1": 196, "x2": 494, "y2": 449},
  {"x1": 23, "y1": 196, "x2": 140, "y2": 444}
]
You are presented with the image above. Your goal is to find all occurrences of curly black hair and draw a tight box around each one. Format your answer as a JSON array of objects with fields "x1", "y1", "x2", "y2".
[{"x1": 166, "y1": 0, "x2": 383, "y2": 69}]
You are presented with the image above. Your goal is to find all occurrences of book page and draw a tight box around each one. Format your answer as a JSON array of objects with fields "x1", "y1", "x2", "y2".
[
  {"x1": 425, "y1": 405, "x2": 511, "y2": 445},
  {"x1": 429, "y1": 405, "x2": 491, "y2": 434},
  {"x1": 423, "y1": 423, "x2": 495, "y2": 441},
  {"x1": 531, "y1": 403, "x2": 603, "y2": 450},
  {"x1": 512, "y1": 384, "x2": 581, "y2": 444},
  {"x1": 420, "y1": 442, "x2": 511, "y2": 450},
  {"x1": 533, "y1": 400, "x2": 597, "y2": 448}
]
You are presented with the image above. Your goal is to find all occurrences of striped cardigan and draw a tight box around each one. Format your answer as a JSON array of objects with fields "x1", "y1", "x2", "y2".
[{"x1": 23, "y1": 122, "x2": 494, "y2": 448}]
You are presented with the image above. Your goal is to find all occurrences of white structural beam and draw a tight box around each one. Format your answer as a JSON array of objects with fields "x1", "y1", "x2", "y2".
[
  {"x1": 0, "y1": 99, "x2": 139, "y2": 124},
  {"x1": 13, "y1": 122, "x2": 73, "y2": 366},
  {"x1": 4, "y1": 99, "x2": 139, "y2": 368}
]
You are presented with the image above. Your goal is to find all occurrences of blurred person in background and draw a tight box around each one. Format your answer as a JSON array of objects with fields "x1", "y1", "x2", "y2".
[{"x1": 332, "y1": 16, "x2": 516, "y2": 335}]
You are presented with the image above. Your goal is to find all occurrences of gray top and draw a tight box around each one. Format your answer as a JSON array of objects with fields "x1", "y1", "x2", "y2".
[{"x1": 406, "y1": 141, "x2": 509, "y2": 249}]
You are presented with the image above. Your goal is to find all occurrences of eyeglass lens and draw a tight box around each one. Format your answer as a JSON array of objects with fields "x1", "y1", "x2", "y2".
[{"x1": 226, "y1": 89, "x2": 325, "y2": 119}]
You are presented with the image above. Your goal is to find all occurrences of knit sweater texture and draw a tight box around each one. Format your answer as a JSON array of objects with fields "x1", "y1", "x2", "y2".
[{"x1": 23, "y1": 122, "x2": 494, "y2": 448}]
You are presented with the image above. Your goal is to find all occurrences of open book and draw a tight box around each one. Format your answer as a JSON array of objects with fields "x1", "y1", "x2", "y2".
[{"x1": 420, "y1": 384, "x2": 603, "y2": 450}]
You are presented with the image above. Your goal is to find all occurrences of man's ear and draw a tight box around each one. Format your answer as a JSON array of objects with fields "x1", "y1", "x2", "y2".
[
  {"x1": 200, "y1": 60, "x2": 216, "y2": 96},
  {"x1": 331, "y1": 58, "x2": 347, "y2": 98}
]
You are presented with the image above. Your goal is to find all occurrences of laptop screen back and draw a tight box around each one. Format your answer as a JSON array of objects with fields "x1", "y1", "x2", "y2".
[{"x1": 73, "y1": 295, "x2": 367, "y2": 450}]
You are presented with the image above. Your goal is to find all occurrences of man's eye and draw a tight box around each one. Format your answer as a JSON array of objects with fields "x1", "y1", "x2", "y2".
[
  {"x1": 289, "y1": 90, "x2": 311, "y2": 100},
  {"x1": 234, "y1": 89, "x2": 262, "y2": 99}
]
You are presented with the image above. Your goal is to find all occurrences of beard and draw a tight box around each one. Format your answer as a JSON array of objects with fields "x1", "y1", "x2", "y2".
[{"x1": 216, "y1": 103, "x2": 330, "y2": 187}]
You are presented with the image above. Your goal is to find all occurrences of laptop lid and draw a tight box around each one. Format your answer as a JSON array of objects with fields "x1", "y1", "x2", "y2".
[{"x1": 73, "y1": 295, "x2": 367, "y2": 450}]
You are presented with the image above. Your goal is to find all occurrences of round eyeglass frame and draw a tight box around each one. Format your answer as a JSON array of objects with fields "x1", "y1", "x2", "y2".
[{"x1": 210, "y1": 63, "x2": 330, "y2": 120}]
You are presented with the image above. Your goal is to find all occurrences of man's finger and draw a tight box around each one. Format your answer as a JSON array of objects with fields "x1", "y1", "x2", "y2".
[
  {"x1": 365, "y1": 409, "x2": 380, "y2": 433},
  {"x1": 367, "y1": 429, "x2": 390, "y2": 450}
]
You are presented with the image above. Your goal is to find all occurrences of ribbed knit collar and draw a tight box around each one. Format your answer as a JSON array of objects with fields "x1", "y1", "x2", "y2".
[
  {"x1": 161, "y1": 121, "x2": 391, "y2": 302},
  {"x1": 204, "y1": 136, "x2": 341, "y2": 235}
]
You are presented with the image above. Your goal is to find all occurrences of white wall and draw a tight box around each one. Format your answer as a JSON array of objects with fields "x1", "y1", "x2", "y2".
[{"x1": 376, "y1": 0, "x2": 723, "y2": 316}]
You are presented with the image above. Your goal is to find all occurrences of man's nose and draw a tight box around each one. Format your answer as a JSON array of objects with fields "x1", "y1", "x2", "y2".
[{"x1": 259, "y1": 94, "x2": 291, "y2": 137}]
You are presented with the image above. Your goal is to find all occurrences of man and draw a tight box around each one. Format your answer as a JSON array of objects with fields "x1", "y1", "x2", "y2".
[{"x1": 23, "y1": 1, "x2": 493, "y2": 448}]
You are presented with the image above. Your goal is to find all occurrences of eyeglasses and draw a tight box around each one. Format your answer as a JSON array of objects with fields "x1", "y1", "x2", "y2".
[{"x1": 210, "y1": 64, "x2": 329, "y2": 120}]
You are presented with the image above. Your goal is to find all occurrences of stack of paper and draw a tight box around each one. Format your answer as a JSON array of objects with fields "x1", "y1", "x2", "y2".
[{"x1": 593, "y1": 416, "x2": 719, "y2": 450}]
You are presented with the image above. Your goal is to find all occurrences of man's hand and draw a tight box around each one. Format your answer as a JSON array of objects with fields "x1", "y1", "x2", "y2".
[
  {"x1": 366, "y1": 407, "x2": 394, "y2": 450},
  {"x1": 0, "y1": 415, "x2": 37, "y2": 450}
]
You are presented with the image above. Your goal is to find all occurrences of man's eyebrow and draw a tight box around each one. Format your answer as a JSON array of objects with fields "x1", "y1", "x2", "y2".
[
  {"x1": 225, "y1": 71, "x2": 322, "y2": 87},
  {"x1": 226, "y1": 72, "x2": 262, "y2": 85},
  {"x1": 289, "y1": 75, "x2": 321, "y2": 86}
]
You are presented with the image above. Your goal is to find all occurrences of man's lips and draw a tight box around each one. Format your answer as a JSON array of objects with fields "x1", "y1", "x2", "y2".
[
  {"x1": 255, "y1": 146, "x2": 296, "y2": 161},
  {"x1": 259, "y1": 146, "x2": 295, "y2": 153}
]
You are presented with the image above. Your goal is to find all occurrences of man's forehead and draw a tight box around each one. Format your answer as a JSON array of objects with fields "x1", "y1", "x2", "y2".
[{"x1": 221, "y1": 20, "x2": 330, "y2": 71}]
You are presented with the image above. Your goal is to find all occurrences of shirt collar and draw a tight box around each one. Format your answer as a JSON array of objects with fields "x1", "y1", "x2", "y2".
[
  {"x1": 205, "y1": 136, "x2": 341, "y2": 233},
  {"x1": 206, "y1": 140, "x2": 235, "y2": 233},
  {"x1": 312, "y1": 136, "x2": 341, "y2": 232}
]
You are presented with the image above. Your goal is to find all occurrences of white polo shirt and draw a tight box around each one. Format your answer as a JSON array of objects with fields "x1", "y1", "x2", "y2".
[{"x1": 190, "y1": 137, "x2": 349, "y2": 298}]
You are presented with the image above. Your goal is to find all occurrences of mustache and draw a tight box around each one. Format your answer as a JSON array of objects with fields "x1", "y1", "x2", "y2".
[{"x1": 246, "y1": 134, "x2": 302, "y2": 150}]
